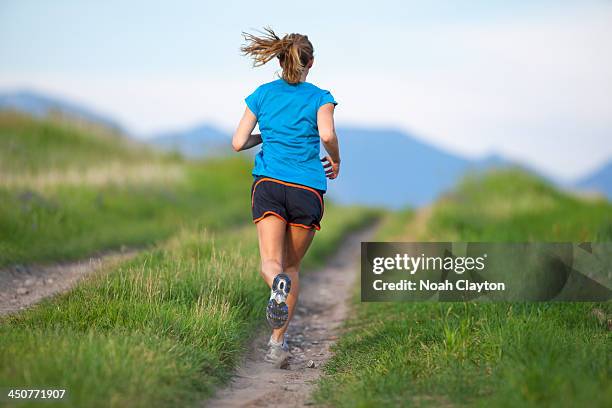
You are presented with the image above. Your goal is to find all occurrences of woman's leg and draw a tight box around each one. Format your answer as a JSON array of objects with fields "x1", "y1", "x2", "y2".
[
  {"x1": 271, "y1": 225, "x2": 315, "y2": 342},
  {"x1": 256, "y1": 215, "x2": 287, "y2": 287}
]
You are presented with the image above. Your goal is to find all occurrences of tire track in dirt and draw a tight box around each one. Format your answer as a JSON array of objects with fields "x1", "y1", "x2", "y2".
[
  {"x1": 205, "y1": 223, "x2": 378, "y2": 408},
  {"x1": 0, "y1": 250, "x2": 138, "y2": 316}
]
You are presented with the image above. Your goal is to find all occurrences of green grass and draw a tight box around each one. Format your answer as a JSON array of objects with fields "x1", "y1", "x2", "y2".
[
  {"x1": 0, "y1": 113, "x2": 255, "y2": 266},
  {"x1": 428, "y1": 169, "x2": 612, "y2": 242},
  {"x1": 0, "y1": 227, "x2": 262, "y2": 408},
  {"x1": 0, "y1": 200, "x2": 376, "y2": 408},
  {"x1": 0, "y1": 112, "x2": 151, "y2": 174},
  {"x1": 0, "y1": 158, "x2": 254, "y2": 266},
  {"x1": 315, "y1": 169, "x2": 612, "y2": 408}
]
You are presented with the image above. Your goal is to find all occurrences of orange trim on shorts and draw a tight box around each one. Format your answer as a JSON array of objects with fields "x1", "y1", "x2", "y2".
[
  {"x1": 289, "y1": 222, "x2": 321, "y2": 231},
  {"x1": 251, "y1": 177, "x2": 324, "y2": 211},
  {"x1": 253, "y1": 210, "x2": 287, "y2": 224}
]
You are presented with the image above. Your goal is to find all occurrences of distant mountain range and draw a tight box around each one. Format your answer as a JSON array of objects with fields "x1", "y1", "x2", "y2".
[
  {"x1": 329, "y1": 127, "x2": 512, "y2": 207},
  {"x1": 575, "y1": 160, "x2": 612, "y2": 200},
  {"x1": 0, "y1": 90, "x2": 123, "y2": 132},
  {"x1": 2, "y1": 89, "x2": 609, "y2": 206},
  {"x1": 149, "y1": 124, "x2": 233, "y2": 158}
]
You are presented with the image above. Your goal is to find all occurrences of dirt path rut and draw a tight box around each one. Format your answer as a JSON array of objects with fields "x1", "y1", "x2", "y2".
[
  {"x1": 0, "y1": 250, "x2": 137, "y2": 316},
  {"x1": 206, "y1": 224, "x2": 377, "y2": 408}
]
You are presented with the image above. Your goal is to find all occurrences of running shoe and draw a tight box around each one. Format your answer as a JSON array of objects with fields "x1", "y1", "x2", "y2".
[
  {"x1": 266, "y1": 273, "x2": 291, "y2": 329},
  {"x1": 265, "y1": 335, "x2": 290, "y2": 368}
]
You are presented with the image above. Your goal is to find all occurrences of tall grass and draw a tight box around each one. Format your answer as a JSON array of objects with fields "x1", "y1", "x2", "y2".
[
  {"x1": 0, "y1": 159, "x2": 253, "y2": 266},
  {"x1": 0, "y1": 202, "x2": 376, "y2": 408},
  {"x1": 315, "y1": 169, "x2": 612, "y2": 408},
  {"x1": 0, "y1": 228, "x2": 262, "y2": 407}
]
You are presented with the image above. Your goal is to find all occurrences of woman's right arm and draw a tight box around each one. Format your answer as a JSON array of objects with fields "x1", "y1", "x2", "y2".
[
  {"x1": 232, "y1": 107, "x2": 261, "y2": 152},
  {"x1": 317, "y1": 103, "x2": 340, "y2": 179}
]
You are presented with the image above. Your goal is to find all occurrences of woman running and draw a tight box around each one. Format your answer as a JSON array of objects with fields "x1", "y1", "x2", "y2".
[{"x1": 232, "y1": 27, "x2": 340, "y2": 368}]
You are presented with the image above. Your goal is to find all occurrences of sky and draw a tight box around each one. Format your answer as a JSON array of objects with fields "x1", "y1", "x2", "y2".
[{"x1": 1, "y1": 0, "x2": 611, "y2": 181}]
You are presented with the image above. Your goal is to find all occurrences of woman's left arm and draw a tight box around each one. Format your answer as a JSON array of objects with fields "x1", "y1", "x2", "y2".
[{"x1": 232, "y1": 107, "x2": 262, "y2": 151}]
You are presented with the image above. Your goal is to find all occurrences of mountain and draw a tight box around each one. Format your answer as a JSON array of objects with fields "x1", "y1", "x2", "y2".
[
  {"x1": 0, "y1": 90, "x2": 123, "y2": 132},
  {"x1": 149, "y1": 124, "x2": 232, "y2": 158},
  {"x1": 575, "y1": 160, "x2": 612, "y2": 200},
  {"x1": 327, "y1": 127, "x2": 510, "y2": 208}
]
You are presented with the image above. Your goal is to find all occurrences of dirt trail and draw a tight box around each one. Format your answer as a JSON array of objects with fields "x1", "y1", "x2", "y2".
[
  {"x1": 206, "y1": 224, "x2": 377, "y2": 408},
  {"x1": 0, "y1": 250, "x2": 137, "y2": 316}
]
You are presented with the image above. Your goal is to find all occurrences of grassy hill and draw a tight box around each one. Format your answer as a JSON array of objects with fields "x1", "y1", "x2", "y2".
[
  {"x1": 0, "y1": 112, "x2": 254, "y2": 266},
  {"x1": 316, "y1": 170, "x2": 612, "y2": 407},
  {"x1": 0, "y1": 112, "x2": 140, "y2": 174}
]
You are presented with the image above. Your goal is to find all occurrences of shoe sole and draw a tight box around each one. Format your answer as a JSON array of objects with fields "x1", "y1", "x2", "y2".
[
  {"x1": 266, "y1": 274, "x2": 291, "y2": 329},
  {"x1": 272, "y1": 273, "x2": 291, "y2": 293}
]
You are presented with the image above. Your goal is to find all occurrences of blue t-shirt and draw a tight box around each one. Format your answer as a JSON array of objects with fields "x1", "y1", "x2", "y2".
[{"x1": 245, "y1": 79, "x2": 337, "y2": 192}]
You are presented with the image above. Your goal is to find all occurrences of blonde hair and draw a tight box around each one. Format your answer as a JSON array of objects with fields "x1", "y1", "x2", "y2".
[{"x1": 241, "y1": 27, "x2": 314, "y2": 85}]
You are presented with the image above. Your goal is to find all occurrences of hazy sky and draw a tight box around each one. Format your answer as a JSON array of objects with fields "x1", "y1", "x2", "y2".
[{"x1": 1, "y1": 0, "x2": 611, "y2": 181}]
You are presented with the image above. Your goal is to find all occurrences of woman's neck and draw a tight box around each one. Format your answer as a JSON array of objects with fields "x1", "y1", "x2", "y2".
[{"x1": 299, "y1": 69, "x2": 309, "y2": 83}]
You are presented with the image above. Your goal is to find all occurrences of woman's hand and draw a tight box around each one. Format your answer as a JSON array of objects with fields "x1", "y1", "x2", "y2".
[{"x1": 321, "y1": 156, "x2": 340, "y2": 179}]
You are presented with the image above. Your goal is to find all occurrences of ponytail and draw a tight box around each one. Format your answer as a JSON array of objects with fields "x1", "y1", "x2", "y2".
[{"x1": 241, "y1": 27, "x2": 314, "y2": 84}]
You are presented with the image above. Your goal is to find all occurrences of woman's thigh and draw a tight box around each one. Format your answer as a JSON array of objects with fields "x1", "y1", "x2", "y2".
[{"x1": 284, "y1": 226, "x2": 315, "y2": 271}]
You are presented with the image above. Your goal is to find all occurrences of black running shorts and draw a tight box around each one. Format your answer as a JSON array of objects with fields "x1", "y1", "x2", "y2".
[{"x1": 251, "y1": 176, "x2": 325, "y2": 230}]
